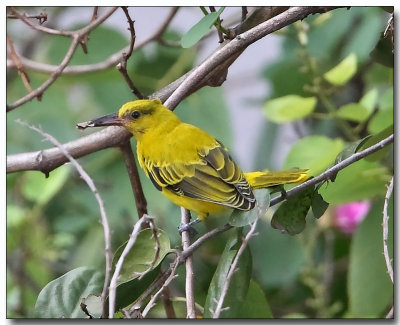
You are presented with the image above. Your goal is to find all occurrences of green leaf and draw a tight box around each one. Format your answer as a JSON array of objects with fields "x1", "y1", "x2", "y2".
[
  {"x1": 336, "y1": 103, "x2": 370, "y2": 122},
  {"x1": 35, "y1": 267, "x2": 104, "y2": 318},
  {"x1": 239, "y1": 279, "x2": 273, "y2": 318},
  {"x1": 284, "y1": 136, "x2": 345, "y2": 176},
  {"x1": 204, "y1": 229, "x2": 252, "y2": 318},
  {"x1": 250, "y1": 219, "x2": 306, "y2": 286},
  {"x1": 229, "y1": 189, "x2": 270, "y2": 227},
  {"x1": 335, "y1": 136, "x2": 372, "y2": 164},
  {"x1": 378, "y1": 88, "x2": 393, "y2": 111},
  {"x1": 367, "y1": 108, "x2": 393, "y2": 134},
  {"x1": 370, "y1": 32, "x2": 394, "y2": 67},
  {"x1": 111, "y1": 264, "x2": 162, "y2": 312},
  {"x1": 22, "y1": 166, "x2": 70, "y2": 206},
  {"x1": 348, "y1": 200, "x2": 393, "y2": 317},
  {"x1": 263, "y1": 95, "x2": 317, "y2": 123},
  {"x1": 359, "y1": 88, "x2": 378, "y2": 113},
  {"x1": 311, "y1": 191, "x2": 329, "y2": 219},
  {"x1": 319, "y1": 159, "x2": 391, "y2": 204},
  {"x1": 111, "y1": 228, "x2": 171, "y2": 285},
  {"x1": 323, "y1": 53, "x2": 357, "y2": 85},
  {"x1": 181, "y1": 7, "x2": 224, "y2": 48},
  {"x1": 81, "y1": 294, "x2": 102, "y2": 318},
  {"x1": 271, "y1": 185, "x2": 314, "y2": 235}
]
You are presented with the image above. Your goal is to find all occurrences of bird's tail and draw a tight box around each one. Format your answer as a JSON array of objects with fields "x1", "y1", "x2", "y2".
[{"x1": 245, "y1": 169, "x2": 309, "y2": 190}]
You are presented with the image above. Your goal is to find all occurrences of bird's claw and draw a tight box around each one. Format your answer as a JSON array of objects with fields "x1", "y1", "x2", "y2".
[{"x1": 178, "y1": 218, "x2": 200, "y2": 237}]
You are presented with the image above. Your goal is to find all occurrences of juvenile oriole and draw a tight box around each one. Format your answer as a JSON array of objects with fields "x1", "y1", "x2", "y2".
[{"x1": 84, "y1": 99, "x2": 308, "y2": 220}]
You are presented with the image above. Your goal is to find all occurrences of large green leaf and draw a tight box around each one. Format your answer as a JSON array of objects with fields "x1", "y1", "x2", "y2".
[
  {"x1": 22, "y1": 166, "x2": 70, "y2": 206},
  {"x1": 111, "y1": 228, "x2": 171, "y2": 285},
  {"x1": 336, "y1": 103, "x2": 370, "y2": 122},
  {"x1": 250, "y1": 219, "x2": 306, "y2": 287},
  {"x1": 35, "y1": 267, "x2": 104, "y2": 318},
  {"x1": 239, "y1": 279, "x2": 273, "y2": 318},
  {"x1": 368, "y1": 109, "x2": 393, "y2": 134},
  {"x1": 359, "y1": 88, "x2": 378, "y2": 113},
  {"x1": 323, "y1": 53, "x2": 357, "y2": 86},
  {"x1": 203, "y1": 230, "x2": 252, "y2": 318},
  {"x1": 263, "y1": 95, "x2": 317, "y2": 123},
  {"x1": 319, "y1": 159, "x2": 391, "y2": 204},
  {"x1": 271, "y1": 185, "x2": 314, "y2": 235},
  {"x1": 348, "y1": 200, "x2": 393, "y2": 317},
  {"x1": 110, "y1": 264, "x2": 162, "y2": 312},
  {"x1": 181, "y1": 7, "x2": 224, "y2": 48},
  {"x1": 284, "y1": 136, "x2": 345, "y2": 176}
]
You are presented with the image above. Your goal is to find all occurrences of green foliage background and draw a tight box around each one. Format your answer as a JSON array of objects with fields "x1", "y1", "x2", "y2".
[{"x1": 6, "y1": 7, "x2": 393, "y2": 318}]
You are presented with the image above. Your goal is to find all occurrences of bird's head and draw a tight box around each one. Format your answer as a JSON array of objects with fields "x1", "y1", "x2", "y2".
[{"x1": 83, "y1": 99, "x2": 178, "y2": 139}]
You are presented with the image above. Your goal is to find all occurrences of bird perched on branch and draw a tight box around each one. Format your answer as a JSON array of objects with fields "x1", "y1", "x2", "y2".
[{"x1": 80, "y1": 99, "x2": 308, "y2": 222}]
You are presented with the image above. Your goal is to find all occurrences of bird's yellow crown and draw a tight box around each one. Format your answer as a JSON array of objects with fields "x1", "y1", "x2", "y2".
[{"x1": 118, "y1": 99, "x2": 180, "y2": 139}]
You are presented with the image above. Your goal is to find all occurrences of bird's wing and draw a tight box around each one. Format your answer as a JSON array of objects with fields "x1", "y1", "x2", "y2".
[{"x1": 143, "y1": 145, "x2": 256, "y2": 211}]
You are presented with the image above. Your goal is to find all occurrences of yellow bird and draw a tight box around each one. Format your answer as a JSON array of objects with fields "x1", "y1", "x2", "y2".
[{"x1": 85, "y1": 99, "x2": 308, "y2": 221}]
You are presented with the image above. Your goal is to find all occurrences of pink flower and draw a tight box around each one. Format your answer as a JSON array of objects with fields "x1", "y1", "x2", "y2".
[{"x1": 334, "y1": 201, "x2": 371, "y2": 234}]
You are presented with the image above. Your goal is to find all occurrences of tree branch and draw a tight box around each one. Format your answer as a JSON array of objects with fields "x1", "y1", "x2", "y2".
[
  {"x1": 212, "y1": 221, "x2": 258, "y2": 318},
  {"x1": 6, "y1": 35, "x2": 36, "y2": 98},
  {"x1": 269, "y1": 134, "x2": 394, "y2": 207},
  {"x1": 7, "y1": 126, "x2": 131, "y2": 176},
  {"x1": 15, "y1": 119, "x2": 112, "y2": 319},
  {"x1": 382, "y1": 177, "x2": 393, "y2": 283},
  {"x1": 6, "y1": 7, "x2": 119, "y2": 111},
  {"x1": 180, "y1": 208, "x2": 196, "y2": 318},
  {"x1": 117, "y1": 7, "x2": 144, "y2": 99},
  {"x1": 7, "y1": 7, "x2": 342, "y2": 174},
  {"x1": 118, "y1": 141, "x2": 148, "y2": 220},
  {"x1": 108, "y1": 214, "x2": 154, "y2": 318},
  {"x1": 7, "y1": 7, "x2": 179, "y2": 75},
  {"x1": 164, "y1": 6, "x2": 339, "y2": 109}
]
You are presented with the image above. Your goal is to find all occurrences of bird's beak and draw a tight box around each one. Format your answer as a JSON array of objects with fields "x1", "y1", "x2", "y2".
[{"x1": 77, "y1": 113, "x2": 126, "y2": 129}]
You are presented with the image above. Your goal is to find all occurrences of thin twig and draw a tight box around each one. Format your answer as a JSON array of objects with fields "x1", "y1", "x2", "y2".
[
  {"x1": 141, "y1": 258, "x2": 180, "y2": 318},
  {"x1": 6, "y1": 7, "x2": 118, "y2": 111},
  {"x1": 212, "y1": 219, "x2": 259, "y2": 318},
  {"x1": 15, "y1": 119, "x2": 112, "y2": 319},
  {"x1": 209, "y1": 6, "x2": 224, "y2": 43},
  {"x1": 241, "y1": 7, "x2": 248, "y2": 22},
  {"x1": 91, "y1": 7, "x2": 99, "y2": 22},
  {"x1": 108, "y1": 214, "x2": 153, "y2": 318},
  {"x1": 7, "y1": 36, "x2": 80, "y2": 111},
  {"x1": 181, "y1": 208, "x2": 196, "y2": 318},
  {"x1": 138, "y1": 220, "x2": 161, "y2": 280},
  {"x1": 162, "y1": 287, "x2": 176, "y2": 318},
  {"x1": 9, "y1": 7, "x2": 71, "y2": 36},
  {"x1": 119, "y1": 141, "x2": 148, "y2": 220},
  {"x1": 269, "y1": 134, "x2": 394, "y2": 207},
  {"x1": 126, "y1": 223, "x2": 233, "y2": 317},
  {"x1": 382, "y1": 177, "x2": 394, "y2": 283},
  {"x1": 7, "y1": 11, "x2": 48, "y2": 24},
  {"x1": 6, "y1": 35, "x2": 36, "y2": 98},
  {"x1": 7, "y1": 7, "x2": 179, "y2": 75},
  {"x1": 117, "y1": 7, "x2": 144, "y2": 99}
]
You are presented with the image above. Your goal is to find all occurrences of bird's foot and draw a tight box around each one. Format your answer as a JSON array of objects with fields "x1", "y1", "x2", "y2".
[{"x1": 178, "y1": 218, "x2": 200, "y2": 237}]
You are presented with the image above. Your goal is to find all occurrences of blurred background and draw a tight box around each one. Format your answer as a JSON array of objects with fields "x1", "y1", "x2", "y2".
[{"x1": 6, "y1": 7, "x2": 393, "y2": 318}]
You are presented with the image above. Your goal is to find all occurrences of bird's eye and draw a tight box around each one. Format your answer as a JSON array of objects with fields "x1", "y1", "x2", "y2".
[{"x1": 131, "y1": 111, "x2": 140, "y2": 119}]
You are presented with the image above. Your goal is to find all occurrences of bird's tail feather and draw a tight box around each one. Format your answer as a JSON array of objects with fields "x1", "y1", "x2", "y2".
[{"x1": 245, "y1": 169, "x2": 309, "y2": 190}]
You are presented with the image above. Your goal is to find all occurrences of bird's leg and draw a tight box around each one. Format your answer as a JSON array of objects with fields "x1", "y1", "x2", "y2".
[{"x1": 178, "y1": 218, "x2": 201, "y2": 237}]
